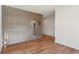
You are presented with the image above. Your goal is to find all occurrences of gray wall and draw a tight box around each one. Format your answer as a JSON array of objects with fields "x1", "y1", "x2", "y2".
[{"x1": 3, "y1": 6, "x2": 43, "y2": 45}]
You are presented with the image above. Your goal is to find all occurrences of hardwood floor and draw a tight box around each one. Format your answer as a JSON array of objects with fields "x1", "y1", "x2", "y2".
[{"x1": 3, "y1": 35, "x2": 79, "y2": 54}]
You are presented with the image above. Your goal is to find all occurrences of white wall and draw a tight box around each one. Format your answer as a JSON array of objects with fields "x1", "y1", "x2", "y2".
[
  {"x1": 4, "y1": 8, "x2": 33, "y2": 45},
  {"x1": 55, "y1": 6, "x2": 79, "y2": 50},
  {"x1": 0, "y1": 5, "x2": 3, "y2": 52},
  {"x1": 3, "y1": 6, "x2": 43, "y2": 45},
  {"x1": 43, "y1": 15, "x2": 55, "y2": 36}
]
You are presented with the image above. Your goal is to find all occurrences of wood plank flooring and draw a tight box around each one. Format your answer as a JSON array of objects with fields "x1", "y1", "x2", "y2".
[{"x1": 3, "y1": 35, "x2": 79, "y2": 54}]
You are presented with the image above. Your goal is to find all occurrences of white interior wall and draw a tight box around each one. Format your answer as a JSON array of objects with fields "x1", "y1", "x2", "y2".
[
  {"x1": 55, "y1": 6, "x2": 79, "y2": 50},
  {"x1": 0, "y1": 5, "x2": 3, "y2": 52},
  {"x1": 3, "y1": 6, "x2": 43, "y2": 45},
  {"x1": 4, "y1": 7, "x2": 34, "y2": 45},
  {"x1": 43, "y1": 15, "x2": 55, "y2": 36}
]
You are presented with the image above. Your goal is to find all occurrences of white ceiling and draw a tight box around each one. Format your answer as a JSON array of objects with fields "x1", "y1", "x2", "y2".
[{"x1": 8, "y1": 5, "x2": 61, "y2": 17}]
